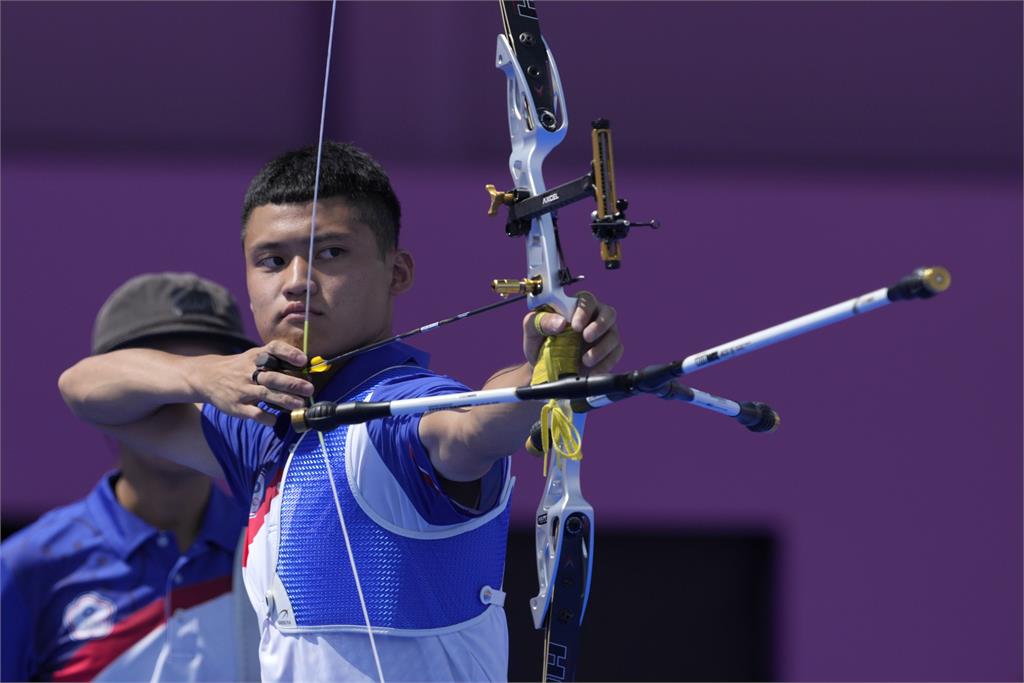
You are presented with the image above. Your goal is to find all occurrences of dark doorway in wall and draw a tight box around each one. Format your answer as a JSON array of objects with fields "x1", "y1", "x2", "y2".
[{"x1": 504, "y1": 528, "x2": 777, "y2": 682}]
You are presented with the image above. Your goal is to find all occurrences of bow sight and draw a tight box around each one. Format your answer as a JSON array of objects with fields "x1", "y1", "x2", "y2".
[{"x1": 488, "y1": 118, "x2": 660, "y2": 296}]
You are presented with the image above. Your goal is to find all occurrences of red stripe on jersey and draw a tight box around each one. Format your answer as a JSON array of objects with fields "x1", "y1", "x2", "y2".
[
  {"x1": 243, "y1": 467, "x2": 283, "y2": 567},
  {"x1": 50, "y1": 575, "x2": 232, "y2": 682},
  {"x1": 169, "y1": 574, "x2": 232, "y2": 613}
]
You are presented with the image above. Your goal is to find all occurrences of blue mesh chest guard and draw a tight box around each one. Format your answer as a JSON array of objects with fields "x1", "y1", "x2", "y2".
[{"x1": 273, "y1": 366, "x2": 510, "y2": 634}]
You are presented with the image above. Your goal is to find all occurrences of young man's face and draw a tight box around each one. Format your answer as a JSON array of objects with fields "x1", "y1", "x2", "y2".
[{"x1": 243, "y1": 197, "x2": 412, "y2": 359}]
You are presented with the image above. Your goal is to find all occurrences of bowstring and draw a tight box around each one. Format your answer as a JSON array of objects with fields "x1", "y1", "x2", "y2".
[{"x1": 304, "y1": 2, "x2": 386, "y2": 680}]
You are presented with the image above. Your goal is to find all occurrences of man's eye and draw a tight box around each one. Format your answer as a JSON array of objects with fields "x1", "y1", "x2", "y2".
[
  {"x1": 318, "y1": 247, "x2": 345, "y2": 260},
  {"x1": 257, "y1": 255, "x2": 286, "y2": 269}
]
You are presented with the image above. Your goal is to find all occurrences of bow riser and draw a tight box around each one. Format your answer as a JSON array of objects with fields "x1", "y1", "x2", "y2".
[{"x1": 495, "y1": 14, "x2": 596, "y2": 652}]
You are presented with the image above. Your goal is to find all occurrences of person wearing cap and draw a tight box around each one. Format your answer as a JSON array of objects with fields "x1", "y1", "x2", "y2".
[
  {"x1": 2, "y1": 273, "x2": 261, "y2": 682},
  {"x1": 57, "y1": 142, "x2": 623, "y2": 682}
]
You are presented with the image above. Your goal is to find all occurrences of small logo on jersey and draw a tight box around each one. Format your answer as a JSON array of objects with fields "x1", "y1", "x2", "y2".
[
  {"x1": 250, "y1": 468, "x2": 267, "y2": 517},
  {"x1": 63, "y1": 592, "x2": 116, "y2": 641}
]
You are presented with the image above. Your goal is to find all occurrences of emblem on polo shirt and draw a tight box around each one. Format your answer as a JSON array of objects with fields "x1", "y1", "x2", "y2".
[{"x1": 63, "y1": 592, "x2": 116, "y2": 641}]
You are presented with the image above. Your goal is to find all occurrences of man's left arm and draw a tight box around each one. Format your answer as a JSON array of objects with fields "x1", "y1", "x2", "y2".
[{"x1": 420, "y1": 293, "x2": 622, "y2": 482}]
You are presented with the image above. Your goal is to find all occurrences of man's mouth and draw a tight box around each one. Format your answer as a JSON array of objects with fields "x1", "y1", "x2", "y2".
[{"x1": 280, "y1": 302, "x2": 320, "y2": 321}]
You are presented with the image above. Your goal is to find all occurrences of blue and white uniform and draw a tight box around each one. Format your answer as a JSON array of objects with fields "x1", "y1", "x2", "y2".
[
  {"x1": 201, "y1": 343, "x2": 513, "y2": 682},
  {"x1": 0, "y1": 474, "x2": 251, "y2": 682}
]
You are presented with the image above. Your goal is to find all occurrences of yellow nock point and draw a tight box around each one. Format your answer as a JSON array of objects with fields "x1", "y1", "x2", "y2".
[{"x1": 308, "y1": 356, "x2": 331, "y2": 373}]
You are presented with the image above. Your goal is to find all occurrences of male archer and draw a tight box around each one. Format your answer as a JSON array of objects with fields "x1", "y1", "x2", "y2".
[{"x1": 59, "y1": 141, "x2": 623, "y2": 682}]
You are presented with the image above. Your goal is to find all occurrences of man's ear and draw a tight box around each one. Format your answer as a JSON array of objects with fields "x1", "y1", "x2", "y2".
[{"x1": 390, "y1": 249, "x2": 415, "y2": 295}]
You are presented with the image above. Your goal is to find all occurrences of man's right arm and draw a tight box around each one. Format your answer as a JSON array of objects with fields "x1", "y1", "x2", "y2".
[{"x1": 58, "y1": 342, "x2": 313, "y2": 477}]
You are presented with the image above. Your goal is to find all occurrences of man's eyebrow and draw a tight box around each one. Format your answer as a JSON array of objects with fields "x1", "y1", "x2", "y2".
[
  {"x1": 246, "y1": 239, "x2": 292, "y2": 253},
  {"x1": 310, "y1": 230, "x2": 353, "y2": 243},
  {"x1": 247, "y1": 232, "x2": 353, "y2": 253}
]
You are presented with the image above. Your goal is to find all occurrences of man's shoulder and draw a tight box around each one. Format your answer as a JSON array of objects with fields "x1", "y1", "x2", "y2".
[
  {"x1": 364, "y1": 364, "x2": 469, "y2": 401},
  {"x1": 2, "y1": 498, "x2": 105, "y2": 579}
]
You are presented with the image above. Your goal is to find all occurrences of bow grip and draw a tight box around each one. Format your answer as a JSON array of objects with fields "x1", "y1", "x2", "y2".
[{"x1": 530, "y1": 311, "x2": 583, "y2": 385}]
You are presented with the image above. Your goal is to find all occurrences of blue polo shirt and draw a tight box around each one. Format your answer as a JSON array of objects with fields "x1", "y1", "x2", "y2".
[{"x1": 1, "y1": 473, "x2": 246, "y2": 682}]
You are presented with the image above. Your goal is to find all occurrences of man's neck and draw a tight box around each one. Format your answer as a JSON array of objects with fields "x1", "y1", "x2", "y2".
[{"x1": 115, "y1": 453, "x2": 212, "y2": 554}]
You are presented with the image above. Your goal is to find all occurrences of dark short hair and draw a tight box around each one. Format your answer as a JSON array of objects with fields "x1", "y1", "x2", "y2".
[{"x1": 241, "y1": 141, "x2": 401, "y2": 256}]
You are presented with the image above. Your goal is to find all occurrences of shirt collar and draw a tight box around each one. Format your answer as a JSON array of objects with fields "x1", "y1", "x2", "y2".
[
  {"x1": 85, "y1": 472, "x2": 155, "y2": 558},
  {"x1": 85, "y1": 471, "x2": 241, "y2": 558},
  {"x1": 318, "y1": 341, "x2": 430, "y2": 402}
]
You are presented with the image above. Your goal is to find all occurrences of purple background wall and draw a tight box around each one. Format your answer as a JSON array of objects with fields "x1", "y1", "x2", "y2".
[{"x1": 2, "y1": 2, "x2": 1020, "y2": 680}]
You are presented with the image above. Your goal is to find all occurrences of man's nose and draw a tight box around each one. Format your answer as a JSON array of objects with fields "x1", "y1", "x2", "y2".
[{"x1": 282, "y1": 257, "x2": 318, "y2": 297}]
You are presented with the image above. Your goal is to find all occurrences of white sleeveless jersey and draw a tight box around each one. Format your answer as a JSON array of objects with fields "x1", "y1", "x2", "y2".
[{"x1": 242, "y1": 400, "x2": 513, "y2": 681}]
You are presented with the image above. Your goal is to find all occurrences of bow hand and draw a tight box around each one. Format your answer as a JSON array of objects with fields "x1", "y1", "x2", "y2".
[{"x1": 524, "y1": 292, "x2": 624, "y2": 376}]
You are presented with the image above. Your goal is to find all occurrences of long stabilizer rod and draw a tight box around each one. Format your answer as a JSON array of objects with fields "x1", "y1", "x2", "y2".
[
  {"x1": 575, "y1": 265, "x2": 951, "y2": 412},
  {"x1": 682, "y1": 266, "x2": 949, "y2": 373}
]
